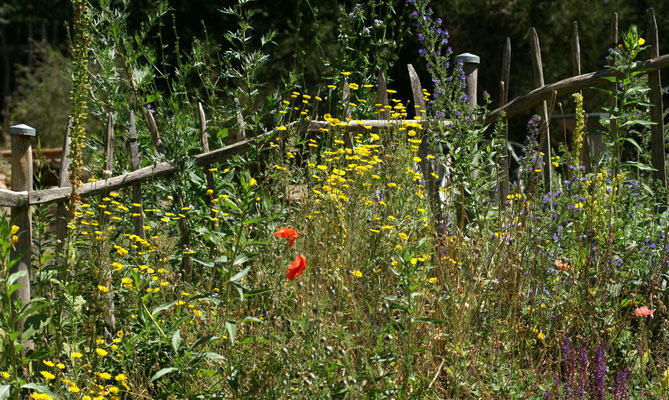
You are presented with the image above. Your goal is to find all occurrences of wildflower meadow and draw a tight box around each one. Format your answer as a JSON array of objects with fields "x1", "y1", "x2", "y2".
[{"x1": 0, "y1": 0, "x2": 667, "y2": 399}]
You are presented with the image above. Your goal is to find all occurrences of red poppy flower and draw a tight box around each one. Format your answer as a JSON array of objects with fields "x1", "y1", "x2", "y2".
[
  {"x1": 286, "y1": 254, "x2": 307, "y2": 281},
  {"x1": 274, "y1": 227, "x2": 298, "y2": 247},
  {"x1": 555, "y1": 259, "x2": 571, "y2": 271},
  {"x1": 634, "y1": 306, "x2": 656, "y2": 317}
]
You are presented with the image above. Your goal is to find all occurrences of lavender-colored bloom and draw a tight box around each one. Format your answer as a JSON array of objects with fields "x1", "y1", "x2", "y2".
[
  {"x1": 363, "y1": 27, "x2": 370, "y2": 34},
  {"x1": 613, "y1": 367, "x2": 629, "y2": 400},
  {"x1": 594, "y1": 340, "x2": 607, "y2": 399},
  {"x1": 435, "y1": 18, "x2": 442, "y2": 24},
  {"x1": 418, "y1": 48, "x2": 427, "y2": 55},
  {"x1": 348, "y1": 12, "x2": 355, "y2": 19},
  {"x1": 374, "y1": 19, "x2": 383, "y2": 26},
  {"x1": 411, "y1": 10, "x2": 419, "y2": 17},
  {"x1": 417, "y1": 33, "x2": 425, "y2": 41}
]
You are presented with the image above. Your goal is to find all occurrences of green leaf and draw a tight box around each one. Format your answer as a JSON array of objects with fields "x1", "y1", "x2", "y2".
[
  {"x1": 620, "y1": 119, "x2": 655, "y2": 127},
  {"x1": 225, "y1": 321, "x2": 237, "y2": 344},
  {"x1": 413, "y1": 317, "x2": 445, "y2": 323},
  {"x1": 600, "y1": 76, "x2": 618, "y2": 83},
  {"x1": 203, "y1": 351, "x2": 225, "y2": 361},
  {"x1": 189, "y1": 335, "x2": 219, "y2": 351},
  {"x1": 152, "y1": 300, "x2": 177, "y2": 317},
  {"x1": 150, "y1": 367, "x2": 178, "y2": 383},
  {"x1": 229, "y1": 266, "x2": 250, "y2": 282},
  {"x1": 244, "y1": 288, "x2": 271, "y2": 298},
  {"x1": 233, "y1": 253, "x2": 249, "y2": 267},
  {"x1": 7, "y1": 284, "x2": 23, "y2": 298},
  {"x1": 621, "y1": 161, "x2": 656, "y2": 171},
  {"x1": 171, "y1": 330, "x2": 182, "y2": 352},
  {"x1": 623, "y1": 138, "x2": 643, "y2": 153},
  {"x1": 7, "y1": 270, "x2": 26, "y2": 286},
  {"x1": 0, "y1": 385, "x2": 10, "y2": 400}
]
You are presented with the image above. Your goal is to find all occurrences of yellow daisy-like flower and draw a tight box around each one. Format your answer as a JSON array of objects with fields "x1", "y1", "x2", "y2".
[
  {"x1": 351, "y1": 270, "x2": 363, "y2": 278},
  {"x1": 40, "y1": 370, "x2": 56, "y2": 380},
  {"x1": 97, "y1": 285, "x2": 109, "y2": 293},
  {"x1": 71, "y1": 352, "x2": 83, "y2": 358},
  {"x1": 95, "y1": 348, "x2": 108, "y2": 357},
  {"x1": 115, "y1": 373, "x2": 128, "y2": 382},
  {"x1": 638, "y1": 37, "x2": 645, "y2": 46},
  {"x1": 398, "y1": 232, "x2": 408, "y2": 241}
]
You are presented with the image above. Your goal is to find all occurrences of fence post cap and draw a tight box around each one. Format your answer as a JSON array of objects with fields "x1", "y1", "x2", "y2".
[
  {"x1": 9, "y1": 124, "x2": 36, "y2": 137},
  {"x1": 455, "y1": 53, "x2": 480, "y2": 64}
]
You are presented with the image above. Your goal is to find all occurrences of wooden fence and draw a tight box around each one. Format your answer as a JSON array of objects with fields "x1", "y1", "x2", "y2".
[{"x1": 0, "y1": 10, "x2": 667, "y2": 336}]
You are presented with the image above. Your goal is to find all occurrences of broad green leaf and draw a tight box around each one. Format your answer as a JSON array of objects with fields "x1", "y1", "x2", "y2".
[
  {"x1": 623, "y1": 138, "x2": 643, "y2": 153},
  {"x1": 229, "y1": 266, "x2": 250, "y2": 282},
  {"x1": 150, "y1": 367, "x2": 178, "y2": 382},
  {"x1": 233, "y1": 253, "x2": 249, "y2": 267},
  {"x1": 152, "y1": 300, "x2": 177, "y2": 317},
  {"x1": 7, "y1": 270, "x2": 26, "y2": 286},
  {"x1": 621, "y1": 161, "x2": 656, "y2": 171},
  {"x1": 225, "y1": 321, "x2": 237, "y2": 344},
  {"x1": 171, "y1": 330, "x2": 182, "y2": 352},
  {"x1": 620, "y1": 119, "x2": 655, "y2": 127},
  {"x1": 0, "y1": 385, "x2": 10, "y2": 400}
]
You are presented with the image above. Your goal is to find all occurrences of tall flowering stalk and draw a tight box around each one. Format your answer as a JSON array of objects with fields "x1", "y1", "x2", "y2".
[{"x1": 68, "y1": 0, "x2": 90, "y2": 204}]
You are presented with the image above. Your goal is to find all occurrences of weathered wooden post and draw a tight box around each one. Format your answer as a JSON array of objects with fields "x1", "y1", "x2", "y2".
[
  {"x1": 455, "y1": 53, "x2": 480, "y2": 110},
  {"x1": 378, "y1": 71, "x2": 389, "y2": 120},
  {"x1": 55, "y1": 118, "x2": 72, "y2": 263},
  {"x1": 454, "y1": 53, "x2": 480, "y2": 225},
  {"x1": 529, "y1": 28, "x2": 552, "y2": 194},
  {"x1": 128, "y1": 111, "x2": 145, "y2": 239},
  {"x1": 9, "y1": 123, "x2": 34, "y2": 342}
]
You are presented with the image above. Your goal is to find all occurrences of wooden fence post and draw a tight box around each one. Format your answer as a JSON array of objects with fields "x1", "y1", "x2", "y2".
[
  {"x1": 529, "y1": 28, "x2": 553, "y2": 194},
  {"x1": 234, "y1": 98, "x2": 246, "y2": 141},
  {"x1": 104, "y1": 113, "x2": 114, "y2": 178},
  {"x1": 499, "y1": 40, "x2": 511, "y2": 206},
  {"x1": 9, "y1": 123, "x2": 35, "y2": 347},
  {"x1": 128, "y1": 111, "x2": 145, "y2": 239},
  {"x1": 647, "y1": 8, "x2": 667, "y2": 200},
  {"x1": 407, "y1": 64, "x2": 439, "y2": 216},
  {"x1": 378, "y1": 71, "x2": 389, "y2": 120},
  {"x1": 455, "y1": 53, "x2": 480, "y2": 110},
  {"x1": 55, "y1": 118, "x2": 73, "y2": 262}
]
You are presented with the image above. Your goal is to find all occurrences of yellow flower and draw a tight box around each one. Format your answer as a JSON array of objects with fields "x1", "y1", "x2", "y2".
[
  {"x1": 10, "y1": 225, "x2": 19, "y2": 235},
  {"x1": 398, "y1": 232, "x2": 408, "y2": 241},
  {"x1": 71, "y1": 352, "x2": 83, "y2": 358},
  {"x1": 277, "y1": 126, "x2": 287, "y2": 131},
  {"x1": 56, "y1": 363, "x2": 65, "y2": 370},
  {"x1": 95, "y1": 348, "x2": 108, "y2": 357},
  {"x1": 40, "y1": 370, "x2": 56, "y2": 380},
  {"x1": 351, "y1": 270, "x2": 363, "y2": 278},
  {"x1": 638, "y1": 37, "x2": 645, "y2": 46},
  {"x1": 67, "y1": 385, "x2": 81, "y2": 393},
  {"x1": 115, "y1": 373, "x2": 128, "y2": 381},
  {"x1": 99, "y1": 372, "x2": 112, "y2": 380},
  {"x1": 428, "y1": 277, "x2": 438, "y2": 284},
  {"x1": 537, "y1": 332, "x2": 545, "y2": 341},
  {"x1": 1, "y1": 371, "x2": 10, "y2": 379},
  {"x1": 249, "y1": 178, "x2": 257, "y2": 187},
  {"x1": 43, "y1": 360, "x2": 55, "y2": 367},
  {"x1": 97, "y1": 285, "x2": 109, "y2": 293},
  {"x1": 112, "y1": 262, "x2": 123, "y2": 271}
]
